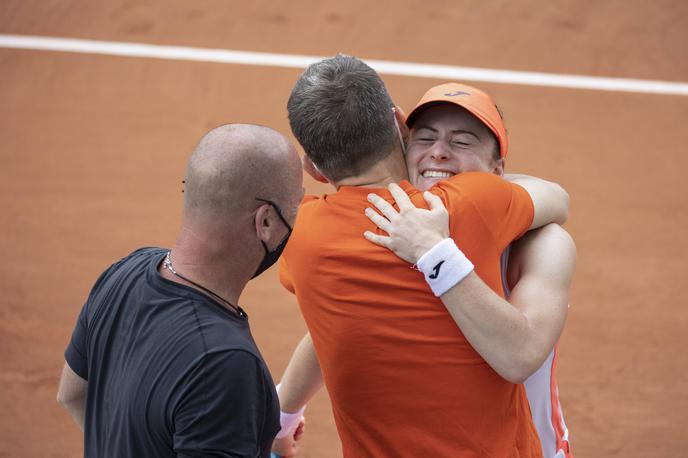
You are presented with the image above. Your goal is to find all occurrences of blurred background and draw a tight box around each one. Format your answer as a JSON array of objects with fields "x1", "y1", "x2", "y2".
[{"x1": 1, "y1": 1, "x2": 687, "y2": 456}]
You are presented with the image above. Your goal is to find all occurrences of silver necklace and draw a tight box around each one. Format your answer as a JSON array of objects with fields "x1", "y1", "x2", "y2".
[{"x1": 163, "y1": 252, "x2": 247, "y2": 319}]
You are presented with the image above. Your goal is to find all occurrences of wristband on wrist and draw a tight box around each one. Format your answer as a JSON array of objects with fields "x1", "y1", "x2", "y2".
[
  {"x1": 415, "y1": 238, "x2": 474, "y2": 296},
  {"x1": 275, "y1": 383, "x2": 306, "y2": 439}
]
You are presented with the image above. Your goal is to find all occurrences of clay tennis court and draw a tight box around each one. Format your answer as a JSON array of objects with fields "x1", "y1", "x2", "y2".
[{"x1": 1, "y1": 1, "x2": 687, "y2": 456}]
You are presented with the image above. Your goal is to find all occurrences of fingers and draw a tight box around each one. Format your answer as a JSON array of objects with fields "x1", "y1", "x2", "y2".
[
  {"x1": 294, "y1": 419, "x2": 305, "y2": 441},
  {"x1": 365, "y1": 208, "x2": 393, "y2": 234},
  {"x1": 367, "y1": 193, "x2": 399, "y2": 220},
  {"x1": 364, "y1": 231, "x2": 391, "y2": 248},
  {"x1": 272, "y1": 436, "x2": 296, "y2": 458},
  {"x1": 368, "y1": 185, "x2": 419, "y2": 215},
  {"x1": 388, "y1": 183, "x2": 415, "y2": 212},
  {"x1": 423, "y1": 191, "x2": 447, "y2": 212}
]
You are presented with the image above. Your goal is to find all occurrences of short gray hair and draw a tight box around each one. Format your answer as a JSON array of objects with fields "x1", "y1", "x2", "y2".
[{"x1": 287, "y1": 55, "x2": 397, "y2": 182}]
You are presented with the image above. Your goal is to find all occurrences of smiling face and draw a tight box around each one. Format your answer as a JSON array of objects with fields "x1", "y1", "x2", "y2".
[{"x1": 406, "y1": 104, "x2": 503, "y2": 191}]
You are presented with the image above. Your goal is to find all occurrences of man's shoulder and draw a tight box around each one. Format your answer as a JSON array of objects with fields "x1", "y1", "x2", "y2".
[
  {"x1": 103, "y1": 247, "x2": 163, "y2": 275},
  {"x1": 81, "y1": 247, "x2": 168, "y2": 334},
  {"x1": 89, "y1": 247, "x2": 162, "y2": 294},
  {"x1": 122, "y1": 247, "x2": 167, "y2": 269},
  {"x1": 427, "y1": 172, "x2": 506, "y2": 210},
  {"x1": 300, "y1": 194, "x2": 321, "y2": 206},
  {"x1": 434, "y1": 171, "x2": 505, "y2": 195},
  {"x1": 293, "y1": 194, "x2": 322, "y2": 221},
  {"x1": 292, "y1": 192, "x2": 346, "y2": 232},
  {"x1": 128, "y1": 246, "x2": 166, "y2": 258}
]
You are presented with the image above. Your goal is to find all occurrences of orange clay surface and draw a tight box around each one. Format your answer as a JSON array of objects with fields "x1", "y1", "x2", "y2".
[{"x1": 1, "y1": 1, "x2": 687, "y2": 456}]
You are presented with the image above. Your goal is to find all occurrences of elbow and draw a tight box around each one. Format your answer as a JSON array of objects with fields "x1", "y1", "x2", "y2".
[
  {"x1": 57, "y1": 389, "x2": 72, "y2": 407},
  {"x1": 495, "y1": 354, "x2": 543, "y2": 384},
  {"x1": 498, "y1": 367, "x2": 532, "y2": 385},
  {"x1": 57, "y1": 387, "x2": 84, "y2": 409},
  {"x1": 554, "y1": 183, "x2": 570, "y2": 225},
  {"x1": 57, "y1": 390, "x2": 69, "y2": 408}
]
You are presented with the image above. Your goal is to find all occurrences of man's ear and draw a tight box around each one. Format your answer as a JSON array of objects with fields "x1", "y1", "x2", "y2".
[
  {"x1": 254, "y1": 204, "x2": 272, "y2": 243},
  {"x1": 492, "y1": 158, "x2": 505, "y2": 177},
  {"x1": 302, "y1": 155, "x2": 328, "y2": 183},
  {"x1": 393, "y1": 105, "x2": 410, "y2": 143}
]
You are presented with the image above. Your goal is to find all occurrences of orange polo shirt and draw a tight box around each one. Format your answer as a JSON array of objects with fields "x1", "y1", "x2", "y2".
[{"x1": 280, "y1": 172, "x2": 541, "y2": 457}]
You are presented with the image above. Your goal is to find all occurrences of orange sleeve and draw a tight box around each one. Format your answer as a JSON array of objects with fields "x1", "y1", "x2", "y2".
[
  {"x1": 443, "y1": 172, "x2": 534, "y2": 250},
  {"x1": 498, "y1": 181, "x2": 535, "y2": 242}
]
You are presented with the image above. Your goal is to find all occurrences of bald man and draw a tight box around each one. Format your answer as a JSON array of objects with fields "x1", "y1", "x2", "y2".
[{"x1": 57, "y1": 124, "x2": 304, "y2": 458}]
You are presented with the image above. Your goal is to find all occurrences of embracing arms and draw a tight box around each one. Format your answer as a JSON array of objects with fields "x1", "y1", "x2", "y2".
[
  {"x1": 430, "y1": 223, "x2": 574, "y2": 382},
  {"x1": 364, "y1": 184, "x2": 575, "y2": 383},
  {"x1": 504, "y1": 173, "x2": 569, "y2": 230}
]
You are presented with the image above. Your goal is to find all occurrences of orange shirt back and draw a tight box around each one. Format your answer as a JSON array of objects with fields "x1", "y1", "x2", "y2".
[{"x1": 280, "y1": 172, "x2": 542, "y2": 457}]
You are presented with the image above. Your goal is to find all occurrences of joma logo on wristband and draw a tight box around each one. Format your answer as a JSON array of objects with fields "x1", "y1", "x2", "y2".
[{"x1": 429, "y1": 261, "x2": 445, "y2": 279}]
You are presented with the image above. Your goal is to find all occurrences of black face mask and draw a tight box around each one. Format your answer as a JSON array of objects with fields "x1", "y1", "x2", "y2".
[{"x1": 252, "y1": 198, "x2": 293, "y2": 279}]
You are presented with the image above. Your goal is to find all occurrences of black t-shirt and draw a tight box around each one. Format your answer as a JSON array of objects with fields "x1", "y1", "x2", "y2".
[{"x1": 65, "y1": 248, "x2": 280, "y2": 457}]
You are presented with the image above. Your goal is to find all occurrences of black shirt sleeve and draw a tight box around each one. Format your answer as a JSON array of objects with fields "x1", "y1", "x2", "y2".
[
  {"x1": 64, "y1": 302, "x2": 89, "y2": 380},
  {"x1": 173, "y1": 350, "x2": 273, "y2": 458},
  {"x1": 63, "y1": 252, "x2": 134, "y2": 381}
]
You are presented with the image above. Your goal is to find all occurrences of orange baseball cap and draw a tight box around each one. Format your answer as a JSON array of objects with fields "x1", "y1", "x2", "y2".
[{"x1": 405, "y1": 82, "x2": 508, "y2": 158}]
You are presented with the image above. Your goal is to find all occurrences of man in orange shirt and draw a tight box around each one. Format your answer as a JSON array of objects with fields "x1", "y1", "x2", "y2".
[{"x1": 273, "y1": 55, "x2": 568, "y2": 457}]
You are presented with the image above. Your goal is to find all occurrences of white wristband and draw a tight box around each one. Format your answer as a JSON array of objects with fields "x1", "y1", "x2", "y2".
[
  {"x1": 275, "y1": 383, "x2": 306, "y2": 439},
  {"x1": 416, "y1": 238, "x2": 474, "y2": 296}
]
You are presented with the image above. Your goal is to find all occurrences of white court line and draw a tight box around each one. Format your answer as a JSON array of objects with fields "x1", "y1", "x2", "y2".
[{"x1": 1, "y1": 34, "x2": 688, "y2": 96}]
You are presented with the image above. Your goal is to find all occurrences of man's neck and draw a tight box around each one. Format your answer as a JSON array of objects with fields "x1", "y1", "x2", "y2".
[
  {"x1": 334, "y1": 149, "x2": 408, "y2": 189},
  {"x1": 160, "y1": 227, "x2": 250, "y2": 307}
]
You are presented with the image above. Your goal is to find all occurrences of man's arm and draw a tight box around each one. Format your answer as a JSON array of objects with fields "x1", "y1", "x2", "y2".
[
  {"x1": 272, "y1": 333, "x2": 324, "y2": 457},
  {"x1": 278, "y1": 333, "x2": 324, "y2": 412},
  {"x1": 504, "y1": 173, "x2": 570, "y2": 230},
  {"x1": 364, "y1": 184, "x2": 575, "y2": 383},
  {"x1": 57, "y1": 362, "x2": 88, "y2": 431}
]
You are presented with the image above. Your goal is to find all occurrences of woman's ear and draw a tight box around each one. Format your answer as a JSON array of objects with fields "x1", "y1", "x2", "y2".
[{"x1": 393, "y1": 105, "x2": 410, "y2": 143}]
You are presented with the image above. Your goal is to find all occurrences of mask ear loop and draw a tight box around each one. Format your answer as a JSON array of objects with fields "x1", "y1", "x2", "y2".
[
  {"x1": 255, "y1": 198, "x2": 292, "y2": 231},
  {"x1": 394, "y1": 115, "x2": 407, "y2": 156}
]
